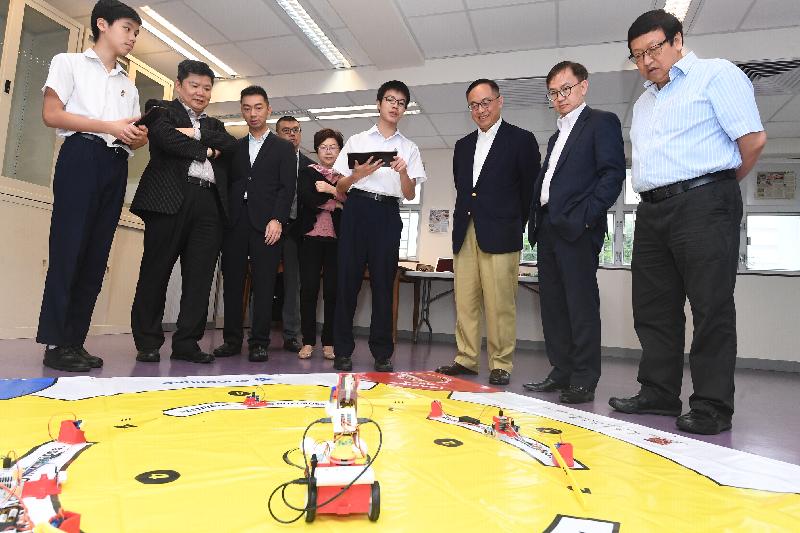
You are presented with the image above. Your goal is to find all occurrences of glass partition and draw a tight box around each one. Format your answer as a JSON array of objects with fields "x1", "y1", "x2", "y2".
[{"x1": 1, "y1": 4, "x2": 69, "y2": 186}]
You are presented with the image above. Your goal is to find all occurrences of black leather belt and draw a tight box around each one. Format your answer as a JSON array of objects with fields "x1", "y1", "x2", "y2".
[
  {"x1": 73, "y1": 132, "x2": 128, "y2": 158},
  {"x1": 187, "y1": 176, "x2": 215, "y2": 189},
  {"x1": 348, "y1": 188, "x2": 400, "y2": 204},
  {"x1": 639, "y1": 170, "x2": 735, "y2": 204}
]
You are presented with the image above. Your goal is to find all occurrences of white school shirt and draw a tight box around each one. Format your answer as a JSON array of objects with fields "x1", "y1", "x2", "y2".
[
  {"x1": 333, "y1": 125, "x2": 427, "y2": 198},
  {"x1": 472, "y1": 117, "x2": 502, "y2": 187},
  {"x1": 42, "y1": 48, "x2": 140, "y2": 157},
  {"x1": 540, "y1": 102, "x2": 586, "y2": 205}
]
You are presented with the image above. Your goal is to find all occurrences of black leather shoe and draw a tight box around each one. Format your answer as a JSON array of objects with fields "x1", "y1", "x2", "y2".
[
  {"x1": 522, "y1": 377, "x2": 567, "y2": 393},
  {"x1": 75, "y1": 346, "x2": 103, "y2": 368},
  {"x1": 374, "y1": 359, "x2": 393, "y2": 372},
  {"x1": 248, "y1": 345, "x2": 269, "y2": 362},
  {"x1": 333, "y1": 357, "x2": 352, "y2": 371},
  {"x1": 435, "y1": 362, "x2": 478, "y2": 376},
  {"x1": 676, "y1": 409, "x2": 731, "y2": 435},
  {"x1": 43, "y1": 346, "x2": 91, "y2": 372},
  {"x1": 136, "y1": 349, "x2": 160, "y2": 363},
  {"x1": 171, "y1": 350, "x2": 215, "y2": 364},
  {"x1": 213, "y1": 342, "x2": 241, "y2": 358},
  {"x1": 488, "y1": 369, "x2": 511, "y2": 385},
  {"x1": 560, "y1": 385, "x2": 595, "y2": 404},
  {"x1": 283, "y1": 338, "x2": 302, "y2": 353},
  {"x1": 608, "y1": 393, "x2": 681, "y2": 416}
]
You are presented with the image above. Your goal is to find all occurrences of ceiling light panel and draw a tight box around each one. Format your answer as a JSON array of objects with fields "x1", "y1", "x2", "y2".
[
  {"x1": 664, "y1": 0, "x2": 693, "y2": 22},
  {"x1": 275, "y1": 0, "x2": 352, "y2": 69},
  {"x1": 141, "y1": 5, "x2": 237, "y2": 77}
]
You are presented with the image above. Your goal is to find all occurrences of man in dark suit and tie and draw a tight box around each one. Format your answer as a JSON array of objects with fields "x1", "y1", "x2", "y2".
[
  {"x1": 130, "y1": 60, "x2": 236, "y2": 363},
  {"x1": 523, "y1": 61, "x2": 625, "y2": 403},
  {"x1": 212, "y1": 87, "x2": 297, "y2": 362},
  {"x1": 435, "y1": 78, "x2": 540, "y2": 385}
]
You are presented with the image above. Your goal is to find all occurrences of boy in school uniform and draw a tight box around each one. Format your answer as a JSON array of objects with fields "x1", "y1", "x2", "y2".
[
  {"x1": 36, "y1": 0, "x2": 148, "y2": 372},
  {"x1": 332, "y1": 80, "x2": 427, "y2": 372}
]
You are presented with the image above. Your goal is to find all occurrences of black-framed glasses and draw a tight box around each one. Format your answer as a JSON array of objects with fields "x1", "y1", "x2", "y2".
[
  {"x1": 279, "y1": 126, "x2": 301, "y2": 135},
  {"x1": 383, "y1": 95, "x2": 407, "y2": 109},
  {"x1": 317, "y1": 144, "x2": 340, "y2": 152},
  {"x1": 467, "y1": 96, "x2": 498, "y2": 112},
  {"x1": 546, "y1": 82, "x2": 581, "y2": 101},
  {"x1": 628, "y1": 38, "x2": 669, "y2": 64}
]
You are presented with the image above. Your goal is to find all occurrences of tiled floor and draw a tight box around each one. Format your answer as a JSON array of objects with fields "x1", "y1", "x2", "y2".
[{"x1": 1, "y1": 329, "x2": 798, "y2": 465}]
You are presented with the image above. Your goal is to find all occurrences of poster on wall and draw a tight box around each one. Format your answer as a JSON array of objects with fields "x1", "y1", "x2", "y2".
[
  {"x1": 428, "y1": 209, "x2": 450, "y2": 233},
  {"x1": 755, "y1": 171, "x2": 796, "y2": 199}
]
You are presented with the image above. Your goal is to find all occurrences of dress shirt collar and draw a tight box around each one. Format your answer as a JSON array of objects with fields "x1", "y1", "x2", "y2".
[
  {"x1": 557, "y1": 102, "x2": 586, "y2": 132},
  {"x1": 367, "y1": 123, "x2": 405, "y2": 141},
  {"x1": 643, "y1": 51, "x2": 697, "y2": 92},
  {"x1": 477, "y1": 117, "x2": 502, "y2": 139},
  {"x1": 178, "y1": 98, "x2": 207, "y2": 120},
  {"x1": 83, "y1": 47, "x2": 126, "y2": 76},
  {"x1": 248, "y1": 129, "x2": 270, "y2": 143}
]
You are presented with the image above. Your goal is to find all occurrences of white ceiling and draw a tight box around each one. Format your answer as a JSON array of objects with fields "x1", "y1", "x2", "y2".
[{"x1": 43, "y1": 0, "x2": 800, "y2": 155}]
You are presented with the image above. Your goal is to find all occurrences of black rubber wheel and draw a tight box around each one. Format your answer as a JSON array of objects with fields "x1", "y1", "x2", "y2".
[
  {"x1": 368, "y1": 481, "x2": 381, "y2": 521},
  {"x1": 305, "y1": 481, "x2": 317, "y2": 523}
]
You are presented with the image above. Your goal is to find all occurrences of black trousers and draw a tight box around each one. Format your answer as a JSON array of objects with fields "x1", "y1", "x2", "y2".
[
  {"x1": 632, "y1": 178, "x2": 742, "y2": 420},
  {"x1": 220, "y1": 203, "x2": 281, "y2": 348},
  {"x1": 299, "y1": 236, "x2": 338, "y2": 346},
  {"x1": 131, "y1": 184, "x2": 223, "y2": 354},
  {"x1": 37, "y1": 135, "x2": 127, "y2": 346},
  {"x1": 333, "y1": 194, "x2": 401, "y2": 361},
  {"x1": 537, "y1": 213, "x2": 603, "y2": 389}
]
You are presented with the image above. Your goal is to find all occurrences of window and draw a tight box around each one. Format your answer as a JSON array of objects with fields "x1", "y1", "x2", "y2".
[
  {"x1": 398, "y1": 182, "x2": 422, "y2": 259},
  {"x1": 601, "y1": 213, "x2": 615, "y2": 264},
  {"x1": 746, "y1": 214, "x2": 800, "y2": 271},
  {"x1": 623, "y1": 212, "x2": 636, "y2": 265},
  {"x1": 0, "y1": 1, "x2": 82, "y2": 193}
]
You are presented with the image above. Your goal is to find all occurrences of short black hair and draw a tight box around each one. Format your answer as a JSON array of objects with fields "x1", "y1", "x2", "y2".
[
  {"x1": 627, "y1": 9, "x2": 683, "y2": 53},
  {"x1": 240, "y1": 85, "x2": 269, "y2": 104},
  {"x1": 546, "y1": 61, "x2": 589, "y2": 86},
  {"x1": 90, "y1": 0, "x2": 141, "y2": 42},
  {"x1": 276, "y1": 116, "x2": 300, "y2": 130},
  {"x1": 176, "y1": 59, "x2": 215, "y2": 85},
  {"x1": 465, "y1": 79, "x2": 500, "y2": 99},
  {"x1": 377, "y1": 80, "x2": 410, "y2": 104},
  {"x1": 313, "y1": 129, "x2": 344, "y2": 152}
]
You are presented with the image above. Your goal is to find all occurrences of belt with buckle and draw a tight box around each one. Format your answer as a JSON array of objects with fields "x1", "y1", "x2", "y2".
[
  {"x1": 187, "y1": 176, "x2": 215, "y2": 189},
  {"x1": 73, "y1": 132, "x2": 129, "y2": 158},
  {"x1": 348, "y1": 188, "x2": 400, "y2": 204},
  {"x1": 639, "y1": 170, "x2": 735, "y2": 204}
]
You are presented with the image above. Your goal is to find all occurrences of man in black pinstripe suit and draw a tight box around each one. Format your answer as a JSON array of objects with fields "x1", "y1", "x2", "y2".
[{"x1": 130, "y1": 60, "x2": 236, "y2": 363}]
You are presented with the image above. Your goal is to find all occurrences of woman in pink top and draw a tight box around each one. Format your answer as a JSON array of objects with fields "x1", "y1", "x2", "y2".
[{"x1": 296, "y1": 129, "x2": 346, "y2": 359}]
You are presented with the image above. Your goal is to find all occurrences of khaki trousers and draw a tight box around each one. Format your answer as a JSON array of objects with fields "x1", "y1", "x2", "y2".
[{"x1": 453, "y1": 221, "x2": 519, "y2": 373}]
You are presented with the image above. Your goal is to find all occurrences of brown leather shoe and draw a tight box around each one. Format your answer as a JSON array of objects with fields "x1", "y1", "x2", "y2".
[{"x1": 435, "y1": 362, "x2": 478, "y2": 376}]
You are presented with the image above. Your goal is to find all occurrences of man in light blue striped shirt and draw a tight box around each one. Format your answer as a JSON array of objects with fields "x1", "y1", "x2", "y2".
[{"x1": 609, "y1": 9, "x2": 766, "y2": 436}]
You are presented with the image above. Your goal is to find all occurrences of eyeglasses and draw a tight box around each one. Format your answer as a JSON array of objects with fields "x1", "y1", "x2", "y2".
[
  {"x1": 317, "y1": 144, "x2": 340, "y2": 152},
  {"x1": 467, "y1": 96, "x2": 498, "y2": 112},
  {"x1": 546, "y1": 82, "x2": 581, "y2": 101},
  {"x1": 628, "y1": 38, "x2": 669, "y2": 64},
  {"x1": 383, "y1": 95, "x2": 407, "y2": 109},
  {"x1": 279, "y1": 126, "x2": 301, "y2": 135}
]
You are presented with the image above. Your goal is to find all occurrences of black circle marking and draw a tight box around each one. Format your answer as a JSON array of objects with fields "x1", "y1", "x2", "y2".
[
  {"x1": 434, "y1": 438, "x2": 463, "y2": 447},
  {"x1": 135, "y1": 470, "x2": 180, "y2": 484}
]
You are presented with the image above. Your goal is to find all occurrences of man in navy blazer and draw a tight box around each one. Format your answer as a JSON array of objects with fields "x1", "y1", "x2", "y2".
[
  {"x1": 435, "y1": 78, "x2": 540, "y2": 385},
  {"x1": 523, "y1": 61, "x2": 625, "y2": 403}
]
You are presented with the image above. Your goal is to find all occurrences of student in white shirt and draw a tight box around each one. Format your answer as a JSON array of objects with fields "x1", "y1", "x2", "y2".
[
  {"x1": 331, "y1": 80, "x2": 427, "y2": 372},
  {"x1": 36, "y1": 0, "x2": 147, "y2": 372}
]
